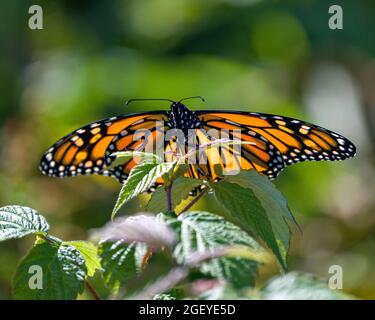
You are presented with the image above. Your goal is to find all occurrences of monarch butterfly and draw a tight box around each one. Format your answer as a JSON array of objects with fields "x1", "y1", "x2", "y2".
[{"x1": 40, "y1": 97, "x2": 356, "y2": 187}]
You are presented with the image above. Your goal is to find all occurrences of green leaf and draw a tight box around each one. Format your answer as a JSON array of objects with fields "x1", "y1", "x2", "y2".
[
  {"x1": 67, "y1": 241, "x2": 101, "y2": 277},
  {"x1": 153, "y1": 293, "x2": 177, "y2": 300},
  {"x1": 95, "y1": 215, "x2": 176, "y2": 250},
  {"x1": 260, "y1": 272, "x2": 354, "y2": 300},
  {"x1": 210, "y1": 180, "x2": 287, "y2": 270},
  {"x1": 0, "y1": 205, "x2": 49, "y2": 242},
  {"x1": 99, "y1": 241, "x2": 147, "y2": 294},
  {"x1": 165, "y1": 211, "x2": 262, "y2": 288},
  {"x1": 226, "y1": 170, "x2": 297, "y2": 263},
  {"x1": 13, "y1": 242, "x2": 86, "y2": 300},
  {"x1": 112, "y1": 161, "x2": 176, "y2": 218},
  {"x1": 147, "y1": 177, "x2": 204, "y2": 213},
  {"x1": 108, "y1": 151, "x2": 162, "y2": 170}
]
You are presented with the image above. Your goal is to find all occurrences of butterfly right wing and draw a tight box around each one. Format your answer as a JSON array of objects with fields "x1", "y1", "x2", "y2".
[{"x1": 197, "y1": 110, "x2": 356, "y2": 179}]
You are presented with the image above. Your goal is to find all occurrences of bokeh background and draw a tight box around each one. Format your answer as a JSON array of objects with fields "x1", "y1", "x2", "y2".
[{"x1": 0, "y1": 0, "x2": 374, "y2": 299}]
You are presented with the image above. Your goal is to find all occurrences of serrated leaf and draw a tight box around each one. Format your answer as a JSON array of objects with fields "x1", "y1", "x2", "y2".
[
  {"x1": 95, "y1": 214, "x2": 176, "y2": 250},
  {"x1": 226, "y1": 171, "x2": 297, "y2": 260},
  {"x1": 130, "y1": 267, "x2": 188, "y2": 300},
  {"x1": 99, "y1": 241, "x2": 147, "y2": 294},
  {"x1": 184, "y1": 245, "x2": 271, "y2": 268},
  {"x1": 210, "y1": 181, "x2": 286, "y2": 270},
  {"x1": 0, "y1": 205, "x2": 49, "y2": 242},
  {"x1": 67, "y1": 241, "x2": 100, "y2": 277},
  {"x1": 108, "y1": 151, "x2": 162, "y2": 170},
  {"x1": 165, "y1": 211, "x2": 262, "y2": 288},
  {"x1": 217, "y1": 245, "x2": 272, "y2": 264},
  {"x1": 147, "y1": 177, "x2": 204, "y2": 213},
  {"x1": 260, "y1": 272, "x2": 354, "y2": 300},
  {"x1": 112, "y1": 161, "x2": 176, "y2": 218},
  {"x1": 153, "y1": 293, "x2": 177, "y2": 300},
  {"x1": 13, "y1": 242, "x2": 86, "y2": 300}
]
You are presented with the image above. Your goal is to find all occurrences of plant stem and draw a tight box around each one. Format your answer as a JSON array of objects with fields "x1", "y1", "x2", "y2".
[
  {"x1": 85, "y1": 280, "x2": 101, "y2": 300},
  {"x1": 167, "y1": 182, "x2": 173, "y2": 211},
  {"x1": 39, "y1": 233, "x2": 60, "y2": 245},
  {"x1": 141, "y1": 249, "x2": 153, "y2": 270},
  {"x1": 180, "y1": 187, "x2": 208, "y2": 213}
]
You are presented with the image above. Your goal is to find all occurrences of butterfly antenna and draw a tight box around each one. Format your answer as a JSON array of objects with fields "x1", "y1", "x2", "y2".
[
  {"x1": 178, "y1": 96, "x2": 205, "y2": 103},
  {"x1": 126, "y1": 98, "x2": 175, "y2": 106}
]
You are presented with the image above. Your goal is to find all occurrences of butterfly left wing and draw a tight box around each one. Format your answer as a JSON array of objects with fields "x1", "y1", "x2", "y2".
[
  {"x1": 40, "y1": 112, "x2": 169, "y2": 182},
  {"x1": 197, "y1": 110, "x2": 356, "y2": 179}
]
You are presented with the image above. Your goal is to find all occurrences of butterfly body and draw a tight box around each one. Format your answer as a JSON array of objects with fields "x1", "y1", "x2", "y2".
[
  {"x1": 40, "y1": 101, "x2": 356, "y2": 185},
  {"x1": 167, "y1": 102, "x2": 203, "y2": 136}
]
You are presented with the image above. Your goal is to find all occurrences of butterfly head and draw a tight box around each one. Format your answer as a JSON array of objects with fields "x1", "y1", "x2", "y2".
[
  {"x1": 168, "y1": 102, "x2": 202, "y2": 135},
  {"x1": 170, "y1": 101, "x2": 188, "y2": 115}
]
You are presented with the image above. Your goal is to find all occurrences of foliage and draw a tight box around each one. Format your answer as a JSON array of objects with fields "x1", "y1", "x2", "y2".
[
  {"x1": 0, "y1": 206, "x2": 49, "y2": 241},
  {"x1": 211, "y1": 180, "x2": 286, "y2": 269},
  {"x1": 98, "y1": 241, "x2": 147, "y2": 294},
  {"x1": 0, "y1": 0, "x2": 373, "y2": 299},
  {"x1": 67, "y1": 241, "x2": 101, "y2": 278},
  {"x1": 198, "y1": 272, "x2": 354, "y2": 300},
  {"x1": 147, "y1": 176, "x2": 204, "y2": 213},
  {"x1": 164, "y1": 211, "x2": 264, "y2": 288},
  {"x1": 13, "y1": 240, "x2": 86, "y2": 300},
  {"x1": 112, "y1": 160, "x2": 175, "y2": 218},
  {"x1": 258, "y1": 272, "x2": 354, "y2": 300},
  {"x1": 0, "y1": 151, "x2": 355, "y2": 300}
]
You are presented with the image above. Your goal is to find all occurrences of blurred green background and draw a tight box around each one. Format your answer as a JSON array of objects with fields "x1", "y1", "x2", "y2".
[{"x1": 0, "y1": 0, "x2": 374, "y2": 299}]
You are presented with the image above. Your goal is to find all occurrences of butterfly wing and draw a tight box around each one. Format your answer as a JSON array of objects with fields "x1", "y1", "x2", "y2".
[
  {"x1": 40, "y1": 108, "x2": 357, "y2": 184},
  {"x1": 196, "y1": 110, "x2": 356, "y2": 179},
  {"x1": 40, "y1": 112, "x2": 169, "y2": 182}
]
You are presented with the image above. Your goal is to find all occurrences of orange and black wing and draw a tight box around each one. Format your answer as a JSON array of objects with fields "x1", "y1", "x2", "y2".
[
  {"x1": 196, "y1": 110, "x2": 356, "y2": 179},
  {"x1": 40, "y1": 112, "x2": 169, "y2": 183}
]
